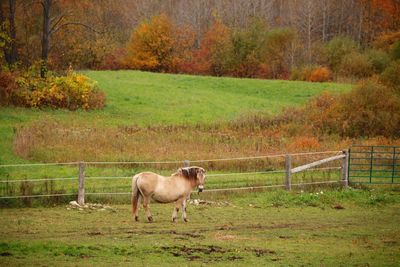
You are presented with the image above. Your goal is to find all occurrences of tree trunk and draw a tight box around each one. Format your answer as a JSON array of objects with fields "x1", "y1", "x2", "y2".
[
  {"x1": 8, "y1": 0, "x2": 17, "y2": 65},
  {"x1": 41, "y1": 0, "x2": 51, "y2": 78},
  {"x1": 1, "y1": 0, "x2": 18, "y2": 66}
]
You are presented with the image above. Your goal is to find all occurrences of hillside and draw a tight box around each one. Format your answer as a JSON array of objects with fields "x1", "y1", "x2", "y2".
[{"x1": 0, "y1": 71, "x2": 351, "y2": 164}]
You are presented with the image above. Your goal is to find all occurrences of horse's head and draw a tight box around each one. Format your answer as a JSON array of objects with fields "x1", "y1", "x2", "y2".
[{"x1": 179, "y1": 166, "x2": 206, "y2": 192}]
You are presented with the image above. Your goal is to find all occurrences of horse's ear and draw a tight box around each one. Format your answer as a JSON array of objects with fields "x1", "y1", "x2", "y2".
[{"x1": 177, "y1": 168, "x2": 183, "y2": 176}]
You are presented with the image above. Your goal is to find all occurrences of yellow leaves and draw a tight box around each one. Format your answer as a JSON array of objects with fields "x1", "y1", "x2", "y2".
[
  {"x1": 8, "y1": 71, "x2": 105, "y2": 110},
  {"x1": 125, "y1": 14, "x2": 176, "y2": 71}
]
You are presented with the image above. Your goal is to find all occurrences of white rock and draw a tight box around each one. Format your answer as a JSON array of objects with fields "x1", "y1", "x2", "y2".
[{"x1": 69, "y1": 201, "x2": 80, "y2": 207}]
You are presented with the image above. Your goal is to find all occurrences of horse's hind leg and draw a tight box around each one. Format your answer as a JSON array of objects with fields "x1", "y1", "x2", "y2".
[
  {"x1": 182, "y1": 198, "x2": 189, "y2": 222},
  {"x1": 142, "y1": 196, "x2": 153, "y2": 222},
  {"x1": 134, "y1": 194, "x2": 142, "y2": 221},
  {"x1": 172, "y1": 199, "x2": 183, "y2": 222}
]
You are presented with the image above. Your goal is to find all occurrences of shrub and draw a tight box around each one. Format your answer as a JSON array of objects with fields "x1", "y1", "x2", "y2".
[
  {"x1": 326, "y1": 36, "x2": 358, "y2": 73},
  {"x1": 5, "y1": 71, "x2": 106, "y2": 110},
  {"x1": 390, "y1": 41, "x2": 400, "y2": 60},
  {"x1": 290, "y1": 65, "x2": 315, "y2": 81},
  {"x1": 365, "y1": 49, "x2": 390, "y2": 73},
  {"x1": 337, "y1": 80, "x2": 400, "y2": 137},
  {"x1": 0, "y1": 71, "x2": 18, "y2": 105},
  {"x1": 282, "y1": 79, "x2": 400, "y2": 138},
  {"x1": 290, "y1": 65, "x2": 331, "y2": 82},
  {"x1": 308, "y1": 67, "x2": 331, "y2": 82},
  {"x1": 339, "y1": 52, "x2": 374, "y2": 79},
  {"x1": 380, "y1": 60, "x2": 400, "y2": 93}
]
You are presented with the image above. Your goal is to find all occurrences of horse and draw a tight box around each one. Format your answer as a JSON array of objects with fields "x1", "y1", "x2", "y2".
[{"x1": 131, "y1": 166, "x2": 206, "y2": 222}]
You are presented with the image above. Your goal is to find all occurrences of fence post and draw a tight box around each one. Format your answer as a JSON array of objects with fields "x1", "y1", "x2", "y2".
[
  {"x1": 78, "y1": 161, "x2": 85, "y2": 205},
  {"x1": 341, "y1": 150, "x2": 349, "y2": 187},
  {"x1": 285, "y1": 154, "x2": 292, "y2": 190},
  {"x1": 183, "y1": 160, "x2": 190, "y2": 167}
]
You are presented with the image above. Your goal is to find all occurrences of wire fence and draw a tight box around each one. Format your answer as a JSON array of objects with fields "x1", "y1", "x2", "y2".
[
  {"x1": 0, "y1": 150, "x2": 346, "y2": 201},
  {"x1": 0, "y1": 150, "x2": 342, "y2": 168}
]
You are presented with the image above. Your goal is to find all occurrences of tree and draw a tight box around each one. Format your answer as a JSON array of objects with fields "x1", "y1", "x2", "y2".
[
  {"x1": 125, "y1": 14, "x2": 175, "y2": 72},
  {"x1": 39, "y1": 0, "x2": 102, "y2": 77},
  {"x1": 264, "y1": 27, "x2": 296, "y2": 78},
  {"x1": 230, "y1": 17, "x2": 269, "y2": 77},
  {"x1": 195, "y1": 20, "x2": 232, "y2": 76},
  {"x1": 0, "y1": 0, "x2": 17, "y2": 67}
]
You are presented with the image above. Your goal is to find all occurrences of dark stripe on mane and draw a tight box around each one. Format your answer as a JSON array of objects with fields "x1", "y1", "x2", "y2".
[{"x1": 181, "y1": 167, "x2": 197, "y2": 180}]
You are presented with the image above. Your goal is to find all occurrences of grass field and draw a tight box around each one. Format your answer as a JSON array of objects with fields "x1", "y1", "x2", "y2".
[
  {"x1": 0, "y1": 70, "x2": 350, "y2": 164},
  {"x1": 1, "y1": 188, "x2": 399, "y2": 266}
]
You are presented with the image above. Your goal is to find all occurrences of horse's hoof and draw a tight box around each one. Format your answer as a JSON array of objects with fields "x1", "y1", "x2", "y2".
[
  {"x1": 184, "y1": 218, "x2": 189, "y2": 222},
  {"x1": 147, "y1": 216, "x2": 153, "y2": 222},
  {"x1": 134, "y1": 216, "x2": 139, "y2": 222}
]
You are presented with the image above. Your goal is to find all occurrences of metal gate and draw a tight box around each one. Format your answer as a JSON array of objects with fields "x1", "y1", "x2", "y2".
[{"x1": 348, "y1": 145, "x2": 400, "y2": 184}]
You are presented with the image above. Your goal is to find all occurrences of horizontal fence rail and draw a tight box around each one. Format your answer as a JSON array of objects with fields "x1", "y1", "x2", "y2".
[{"x1": 0, "y1": 151, "x2": 342, "y2": 168}]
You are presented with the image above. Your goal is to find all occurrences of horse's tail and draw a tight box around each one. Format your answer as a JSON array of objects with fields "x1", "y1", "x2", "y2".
[{"x1": 131, "y1": 174, "x2": 141, "y2": 218}]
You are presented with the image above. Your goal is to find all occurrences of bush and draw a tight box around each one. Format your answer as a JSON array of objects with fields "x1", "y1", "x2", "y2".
[
  {"x1": 4, "y1": 71, "x2": 106, "y2": 110},
  {"x1": 339, "y1": 52, "x2": 374, "y2": 79},
  {"x1": 0, "y1": 71, "x2": 18, "y2": 105},
  {"x1": 337, "y1": 80, "x2": 400, "y2": 137},
  {"x1": 290, "y1": 65, "x2": 331, "y2": 82},
  {"x1": 380, "y1": 60, "x2": 400, "y2": 93},
  {"x1": 282, "y1": 79, "x2": 400, "y2": 138},
  {"x1": 326, "y1": 36, "x2": 358, "y2": 73},
  {"x1": 290, "y1": 65, "x2": 315, "y2": 81},
  {"x1": 390, "y1": 41, "x2": 400, "y2": 60},
  {"x1": 365, "y1": 49, "x2": 390, "y2": 73},
  {"x1": 308, "y1": 67, "x2": 331, "y2": 82}
]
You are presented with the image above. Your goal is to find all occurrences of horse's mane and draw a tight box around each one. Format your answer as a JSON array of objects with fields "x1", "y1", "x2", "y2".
[{"x1": 174, "y1": 167, "x2": 198, "y2": 180}]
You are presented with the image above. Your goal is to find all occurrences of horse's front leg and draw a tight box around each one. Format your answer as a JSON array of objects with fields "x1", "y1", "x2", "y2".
[
  {"x1": 172, "y1": 199, "x2": 183, "y2": 222},
  {"x1": 182, "y1": 198, "x2": 189, "y2": 222}
]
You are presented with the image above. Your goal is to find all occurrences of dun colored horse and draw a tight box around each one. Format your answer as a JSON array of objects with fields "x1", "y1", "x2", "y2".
[{"x1": 131, "y1": 166, "x2": 206, "y2": 222}]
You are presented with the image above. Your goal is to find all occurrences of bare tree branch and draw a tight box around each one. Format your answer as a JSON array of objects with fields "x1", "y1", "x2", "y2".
[{"x1": 50, "y1": 22, "x2": 105, "y2": 36}]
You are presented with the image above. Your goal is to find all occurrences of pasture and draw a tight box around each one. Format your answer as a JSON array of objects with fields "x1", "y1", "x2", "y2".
[
  {"x1": 0, "y1": 70, "x2": 350, "y2": 164},
  {"x1": 1, "y1": 188, "x2": 400, "y2": 266},
  {"x1": 1, "y1": 71, "x2": 398, "y2": 266}
]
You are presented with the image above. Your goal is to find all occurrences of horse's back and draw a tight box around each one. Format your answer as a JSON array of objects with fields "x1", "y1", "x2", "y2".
[{"x1": 135, "y1": 172, "x2": 163, "y2": 195}]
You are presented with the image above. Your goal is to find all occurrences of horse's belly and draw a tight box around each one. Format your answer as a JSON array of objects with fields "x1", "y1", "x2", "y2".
[{"x1": 152, "y1": 191, "x2": 183, "y2": 203}]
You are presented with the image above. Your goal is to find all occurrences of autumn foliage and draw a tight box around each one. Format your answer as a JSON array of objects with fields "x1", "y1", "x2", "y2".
[
  {"x1": 308, "y1": 67, "x2": 332, "y2": 82},
  {"x1": 281, "y1": 79, "x2": 400, "y2": 138},
  {"x1": 0, "y1": 69, "x2": 105, "y2": 110},
  {"x1": 125, "y1": 14, "x2": 175, "y2": 71}
]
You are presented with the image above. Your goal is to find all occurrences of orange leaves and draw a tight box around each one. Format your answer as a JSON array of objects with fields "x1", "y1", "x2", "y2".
[
  {"x1": 125, "y1": 14, "x2": 175, "y2": 71},
  {"x1": 308, "y1": 67, "x2": 332, "y2": 82},
  {"x1": 290, "y1": 66, "x2": 332, "y2": 82},
  {"x1": 194, "y1": 21, "x2": 232, "y2": 76}
]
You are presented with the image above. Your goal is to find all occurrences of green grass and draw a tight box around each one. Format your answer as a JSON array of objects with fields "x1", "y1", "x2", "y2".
[
  {"x1": 0, "y1": 70, "x2": 350, "y2": 164},
  {"x1": 1, "y1": 188, "x2": 399, "y2": 266}
]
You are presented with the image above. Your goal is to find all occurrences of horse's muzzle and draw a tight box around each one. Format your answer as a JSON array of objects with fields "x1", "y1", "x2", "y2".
[{"x1": 198, "y1": 185, "x2": 204, "y2": 193}]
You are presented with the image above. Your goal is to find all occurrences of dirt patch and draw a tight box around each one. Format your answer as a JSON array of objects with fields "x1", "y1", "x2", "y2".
[
  {"x1": 87, "y1": 231, "x2": 102, "y2": 236},
  {"x1": 125, "y1": 229, "x2": 204, "y2": 239},
  {"x1": 245, "y1": 248, "x2": 276, "y2": 257},
  {"x1": 0, "y1": 252, "x2": 13, "y2": 256},
  {"x1": 214, "y1": 232, "x2": 238, "y2": 241},
  {"x1": 332, "y1": 204, "x2": 345, "y2": 209},
  {"x1": 161, "y1": 245, "x2": 242, "y2": 262},
  {"x1": 216, "y1": 223, "x2": 297, "y2": 231},
  {"x1": 169, "y1": 230, "x2": 203, "y2": 239}
]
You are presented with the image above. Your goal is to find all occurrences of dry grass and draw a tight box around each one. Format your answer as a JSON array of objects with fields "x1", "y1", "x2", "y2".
[{"x1": 13, "y1": 119, "x2": 400, "y2": 172}]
